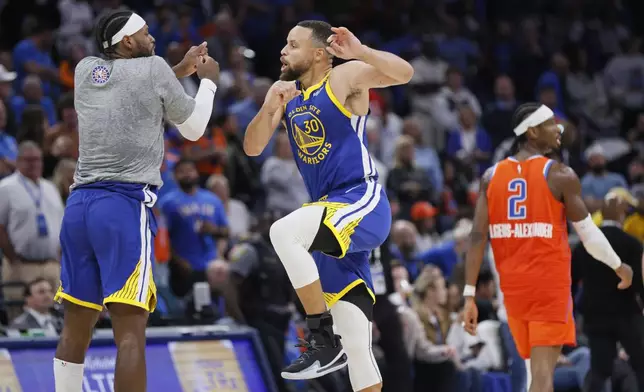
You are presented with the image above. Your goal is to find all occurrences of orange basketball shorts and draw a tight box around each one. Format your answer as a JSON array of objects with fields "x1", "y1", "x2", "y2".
[{"x1": 506, "y1": 313, "x2": 576, "y2": 359}]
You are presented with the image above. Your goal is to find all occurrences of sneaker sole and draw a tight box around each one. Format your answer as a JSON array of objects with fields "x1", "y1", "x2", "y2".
[{"x1": 281, "y1": 350, "x2": 348, "y2": 380}]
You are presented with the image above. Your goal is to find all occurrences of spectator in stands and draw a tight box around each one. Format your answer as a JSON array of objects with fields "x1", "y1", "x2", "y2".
[
  {"x1": 582, "y1": 145, "x2": 628, "y2": 213},
  {"x1": 409, "y1": 37, "x2": 448, "y2": 137},
  {"x1": 218, "y1": 45, "x2": 254, "y2": 106},
  {"x1": 159, "y1": 159, "x2": 229, "y2": 298},
  {"x1": 364, "y1": 118, "x2": 389, "y2": 185},
  {"x1": 206, "y1": 174, "x2": 251, "y2": 240},
  {"x1": 482, "y1": 75, "x2": 518, "y2": 149},
  {"x1": 603, "y1": 37, "x2": 644, "y2": 130},
  {"x1": 165, "y1": 42, "x2": 198, "y2": 97},
  {"x1": 436, "y1": 19, "x2": 479, "y2": 73},
  {"x1": 420, "y1": 218, "x2": 472, "y2": 280},
  {"x1": 387, "y1": 135, "x2": 434, "y2": 219},
  {"x1": 446, "y1": 105, "x2": 492, "y2": 176},
  {"x1": 0, "y1": 141, "x2": 64, "y2": 311},
  {"x1": 223, "y1": 210, "x2": 292, "y2": 392},
  {"x1": 15, "y1": 105, "x2": 47, "y2": 147},
  {"x1": 58, "y1": 40, "x2": 87, "y2": 91},
  {"x1": 218, "y1": 112, "x2": 261, "y2": 207},
  {"x1": 537, "y1": 84, "x2": 568, "y2": 122},
  {"x1": 429, "y1": 67, "x2": 481, "y2": 143},
  {"x1": 10, "y1": 75, "x2": 56, "y2": 126},
  {"x1": 51, "y1": 159, "x2": 75, "y2": 203},
  {"x1": 56, "y1": 0, "x2": 94, "y2": 57},
  {"x1": 44, "y1": 93, "x2": 77, "y2": 159},
  {"x1": 411, "y1": 269, "x2": 475, "y2": 392},
  {"x1": 0, "y1": 64, "x2": 16, "y2": 136},
  {"x1": 627, "y1": 112, "x2": 644, "y2": 156},
  {"x1": 410, "y1": 201, "x2": 440, "y2": 253},
  {"x1": 260, "y1": 131, "x2": 309, "y2": 215},
  {"x1": 0, "y1": 99, "x2": 16, "y2": 178},
  {"x1": 229, "y1": 78, "x2": 273, "y2": 162},
  {"x1": 552, "y1": 347, "x2": 592, "y2": 392},
  {"x1": 402, "y1": 117, "x2": 443, "y2": 198},
  {"x1": 12, "y1": 22, "x2": 59, "y2": 98},
  {"x1": 474, "y1": 268, "x2": 498, "y2": 323},
  {"x1": 9, "y1": 277, "x2": 61, "y2": 335}
]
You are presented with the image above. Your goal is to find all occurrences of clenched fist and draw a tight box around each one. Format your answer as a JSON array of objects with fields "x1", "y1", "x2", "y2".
[{"x1": 264, "y1": 81, "x2": 301, "y2": 111}]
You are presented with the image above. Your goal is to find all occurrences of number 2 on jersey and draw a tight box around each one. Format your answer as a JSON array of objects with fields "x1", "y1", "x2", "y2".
[{"x1": 507, "y1": 178, "x2": 527, "y2": 219}]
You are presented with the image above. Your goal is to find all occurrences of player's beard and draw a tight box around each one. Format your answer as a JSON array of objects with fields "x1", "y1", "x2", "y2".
[
  {"x1": 279, "y1": 60, "x2": 310, "y2": 81},
  {"x1": 178, "y1": 178, "x2": 198, "y2": 192}
]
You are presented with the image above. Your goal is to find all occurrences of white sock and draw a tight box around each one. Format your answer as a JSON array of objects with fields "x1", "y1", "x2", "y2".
[
  {"x1": 525, "y1": 358, "x2": 532, "y2": 391},
  {"x1": 54, "y1": 358, "x2": 84, "y2": 392}
]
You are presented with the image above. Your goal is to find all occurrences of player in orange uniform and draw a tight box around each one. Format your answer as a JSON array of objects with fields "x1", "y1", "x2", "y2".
[{"x1": 462, "y1": 103, "x2": 633, "y2": 392}]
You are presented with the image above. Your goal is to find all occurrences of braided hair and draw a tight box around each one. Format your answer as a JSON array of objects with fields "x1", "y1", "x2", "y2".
[
  {"x1": 94, "y1": 10, "x2": 134, "y2": 57},
  {"x1": 508, "y1": 102, "x2": 542, "y2": 156}
]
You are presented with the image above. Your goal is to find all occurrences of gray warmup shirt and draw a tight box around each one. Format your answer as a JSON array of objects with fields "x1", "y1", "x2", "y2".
[{"x1": 73, "y1": 55, "x2": 196, "y2": 187}]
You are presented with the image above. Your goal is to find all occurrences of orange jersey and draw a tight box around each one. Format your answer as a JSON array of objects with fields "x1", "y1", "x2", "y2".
[{"x1": 487, "y1": 156, "x2": 572, "y2": 323}]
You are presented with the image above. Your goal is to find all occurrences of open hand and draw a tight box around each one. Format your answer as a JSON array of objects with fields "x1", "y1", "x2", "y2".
[{"x1": 326, "y1": 27, "x2": 367, "y2": 60}]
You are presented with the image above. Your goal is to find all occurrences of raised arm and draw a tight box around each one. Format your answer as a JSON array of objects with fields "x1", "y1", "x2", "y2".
[
  {"x1": 326, "y1": 27, "x2": 413, "y2": 92},
  {"x1": 550, "y1": 163, "x2": 632, "y2": 288},
  {"x1": 151, "y1": 55, "x2": 219, "y2": 141},
  {"x1": 243, "y1": 81, "x2": 299, "y2": 156}
]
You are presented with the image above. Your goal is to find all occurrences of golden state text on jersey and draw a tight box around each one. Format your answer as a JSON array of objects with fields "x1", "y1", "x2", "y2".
[{"x1": 284, "y1": 73, "x2": 378, "y2": 200}]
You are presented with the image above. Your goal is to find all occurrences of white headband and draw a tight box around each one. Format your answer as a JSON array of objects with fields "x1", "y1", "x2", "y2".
[
  {"x1": 513, "y1": 105, "x2": 562, "y2": 136},
  {"x1": 102, "y1": 13, "x2": 146, "y2": 49}
]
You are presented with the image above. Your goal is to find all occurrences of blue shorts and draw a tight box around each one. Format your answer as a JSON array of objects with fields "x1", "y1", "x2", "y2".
[
  {"x1": 54, "y1": 182, "x2": 158, "y2": 312},
  {"x1": 306, "y1": 180, "x2": 391, "y2": 258},
  {"x1": 314, "y1": 250, "x2": 375, "y2": 308}
]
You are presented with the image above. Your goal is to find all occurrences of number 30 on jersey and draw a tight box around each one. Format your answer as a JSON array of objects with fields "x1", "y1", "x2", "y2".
[{"x1": 507, "y1": 178, "x2": 527, "y2": 219}]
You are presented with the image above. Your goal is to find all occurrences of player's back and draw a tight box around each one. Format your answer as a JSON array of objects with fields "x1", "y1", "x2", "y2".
[
  {"x1": 487, "y1": 155, "x2": 571, "y2": 319},
  {"x1": 284, "y1": 73, "x2": 378, "y2": 200},
  {"x1": 73, "y1": 55, "x2": 192, "y2": 188}
]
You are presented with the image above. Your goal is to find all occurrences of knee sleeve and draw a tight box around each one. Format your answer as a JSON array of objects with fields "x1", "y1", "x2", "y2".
[
  {"x1": 269, "y1": 205, "x2": 325, "y2": 289},
  {"x1": 331, "y1": 300, "x2": 382, "y2": 391}
]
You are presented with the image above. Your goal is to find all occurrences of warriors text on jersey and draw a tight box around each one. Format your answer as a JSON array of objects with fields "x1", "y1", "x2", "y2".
[
  {"x1": 283, "y1": 73, "x2": 378, "y2": 200},
  {"x1": 486, "y1": 155, "x2": 571, "y2": 322}
]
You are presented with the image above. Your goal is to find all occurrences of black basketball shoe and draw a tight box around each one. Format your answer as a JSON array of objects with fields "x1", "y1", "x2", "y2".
[{"x1": 281, "y1": 312, "x2": 348, "y2": 380}]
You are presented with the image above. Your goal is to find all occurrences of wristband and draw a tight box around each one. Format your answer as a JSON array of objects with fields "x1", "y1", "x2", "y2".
[{"x1": 463, "y1": 285, "x2": 476, "y2": 297}]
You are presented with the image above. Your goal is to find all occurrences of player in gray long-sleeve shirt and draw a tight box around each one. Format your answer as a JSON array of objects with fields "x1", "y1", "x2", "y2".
[{"x1": 52, "y1": 10, "x2": 220, "y2": 392}]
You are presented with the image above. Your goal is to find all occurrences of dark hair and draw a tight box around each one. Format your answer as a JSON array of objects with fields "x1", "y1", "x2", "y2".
[
  {"x1": 297, "y1": 20, "x2": 333, "y2": 47},
  {"x1": 17, "y1": 105, "x2": 46, "y2": 146},
  {"x1": 57, "y1": 92, "x2": 74, "y2": 118},
  {"x1": 173, "y1": 158, "x2": 195, "y2": 173},
  {"x1": 24, "y1": 277, "x2": 48, "y2": 297},
  {"x1": 509, "y1": 102, "x2": 541, "y2": 155},
  {"x1": 94, "y1": 10, "x2": 134, "y2": 57}
]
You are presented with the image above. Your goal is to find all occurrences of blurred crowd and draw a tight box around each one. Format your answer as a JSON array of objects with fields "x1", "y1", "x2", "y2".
[{"x1": 1, "y1": 0, "x2": 644, "y2": 391}]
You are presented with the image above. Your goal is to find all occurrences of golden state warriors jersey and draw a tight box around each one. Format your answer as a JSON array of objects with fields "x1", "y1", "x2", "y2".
[{"x1": 284, "y1": 73, "x2": 378, "y2": 200}]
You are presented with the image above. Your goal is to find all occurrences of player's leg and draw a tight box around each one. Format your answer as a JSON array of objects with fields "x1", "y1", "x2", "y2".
[
  {"x1": 528, "y1": 346, "x2": 561, "y2": 392},
  {"x1": 107, "y1": 303, "x2": 149, "y2": 392},
  {"x1": 54, "y1": 192, "x2": 104, "y2": 391},
  {"x1": 506, "y1": 315, "x2": 533, "y2": 389},
  {"x1": 271, "y1": 204, "x2": 347, "y2": 379},
  {"x1": 88, "y1": 194, "x2": 157, "y2": 392},
  {"x1": 527, "y1": 318, "x2": 576, "y2": 392},
  {"x1": 330, "y1": 283, "x2": 382, "y2": 392}
]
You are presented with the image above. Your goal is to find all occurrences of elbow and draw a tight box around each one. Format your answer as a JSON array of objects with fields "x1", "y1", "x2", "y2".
[
  {"x1": 243, "y1": 138, "x2": 262, "y2": 156},
  {"x1": 400, "y1": 61, "x2": 414, "y2": 84}
]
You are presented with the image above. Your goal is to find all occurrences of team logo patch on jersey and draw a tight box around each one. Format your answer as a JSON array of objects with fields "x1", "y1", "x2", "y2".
[
  {"x1": 91, "y1": 65, "x2": 110, "y2": 84},
  {"x1": 289, "y1": 110, "x2": 332, "y2": 165}
]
